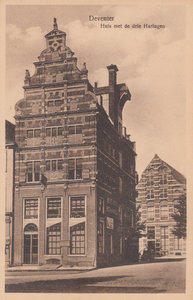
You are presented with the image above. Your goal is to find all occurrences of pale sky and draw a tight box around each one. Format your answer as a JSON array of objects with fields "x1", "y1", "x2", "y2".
[{"x1": 5, "y1": 4, "x2": 187, "y2": 177}]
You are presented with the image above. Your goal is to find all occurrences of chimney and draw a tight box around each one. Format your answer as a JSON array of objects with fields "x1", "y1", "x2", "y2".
[
  {"x1": 107, "y1": 64, "x2": 118, "y2": 87},
  {"x1": 107, "y1": 64, "x2": 119, "y2": 129}
]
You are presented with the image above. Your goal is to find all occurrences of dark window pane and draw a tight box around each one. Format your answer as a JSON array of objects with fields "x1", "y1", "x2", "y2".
[
  {"x1": 34, "y1": 129, "x2": 41, "y2": 137},
  {"x1": 76, "y1": 125, "x2": 82, "y2": 134},
  {"x1": 52, "y1": 160, "x2": 56, "y2": 171},
  {"x1": 48, "y1": 101, "x2": 54, "y2": 107},
  {"x1": 69, "y1": 126, "x2": 75, "y2": 134},
  {"x1": 68, "y1": 159, "x2": 75, "y2": 179},
  {"x1": 27, "y1": 130, "x2": 33, "y2": 138},
  {"x1": 46, "y1": 128, "x2": 51, "y2": 137},
  {"x1": 58, "y1": 160, "x2": 63, "y2": 170},
  {"x1": 76, "y1": 159, "x2": 82, "y2": 179},
  {"x1": 58, "y1": 127, "x2": 63, "y2": 135},
  {"x1": 52, "y1": 128, "x2": 57, "y2": 137},
  {"x1": 46, "y1": 161, "x2": 50, "y2": 171},
  {"x1": 34, "y1": 161, "x2": 40, "y2": 181}
]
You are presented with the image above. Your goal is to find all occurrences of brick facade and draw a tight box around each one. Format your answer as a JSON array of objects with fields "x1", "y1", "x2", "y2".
[
  {"x1": 136, "y1": 154, "x2": 186, "y2": 257},
  {"x1": 13, "y1": 19, "x2": 136, "y2": 267}
]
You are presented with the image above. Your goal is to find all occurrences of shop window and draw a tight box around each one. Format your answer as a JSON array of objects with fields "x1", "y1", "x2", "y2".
[
  {"x1": 47, "y1": 197, "x2": 61, "y2": 218},
  {"x1": 47, "y1": 223, "x2": 61, "y2": 255},
  {"x1": 70, "y1": 222, "x2": 85, "y2": 255},
  {"x1": 70, "y1": 196, "x2": 85, "y2": 218},
  {"x1": 24, "y1": 199, "x2": 38, "y2": 219}
]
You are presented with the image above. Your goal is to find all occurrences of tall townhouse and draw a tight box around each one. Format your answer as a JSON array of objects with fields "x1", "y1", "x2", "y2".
[{"x1": 13, "y1": 19, "x2": 136, "y2": 267}]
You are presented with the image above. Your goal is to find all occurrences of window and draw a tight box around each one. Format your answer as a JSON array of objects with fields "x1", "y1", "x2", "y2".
[
  {"x1": 52, "y1": 160, "x2": 56, "y2": 171},
  {"x1": 55, "y1": 100, "x2": 63, "y2": 106},
  {"x1": 45, "y1": 160, "x2": 63, "y2": 171},
  {"x1": 70, "y1": 222, "x2": 85, "y2": 254},
  {"x1": 27, "y1": 129, "x2": 41, "y2": 138},
  {"x1": 26, "y1": 161, "x2": 40, "y2": 182},
  {"x1": 34, "y1": 129, "x2": 41, "y2": 137},
  {"x1": 46, "y1": 127, "x2": 63, "y2": 137},
  {"x1": 47, "y1": 223, "x2": 61, "y2": 254},
  {"x1": 160, "y1": 174, "x2": 167, "y2": 185},
  {"x1": 47, "y1": 197, "x2": 61, "y2": 218},
  {"x1": 46, "y1": 128, "x2": 51, "y2": 137},
  {"x1": 52, "y1": 128, "x2": 57, "y2": 137},
  {"x1": 24, "y1": 199, "x2": 38, "y2": 219},
  {"x1": 160, "y1": 226, "x2": 169, "y2": 251},
  {"x1": 174, "y1": 236, "x2": 182, "y2": 250},
  {"x1": 160, "y1": 205, "x2": 168, "y2": 220},
  {"x1": 98, "y1": 197, "x2": 104, "y2": 214},
  {"x1": 58, "y1": 160, "x2": 63, "y2": 170},
  {"x1": 48, "y1": 101, "x2": 54, "y2": 107},
  {"x1": 58, "y1": 127, "x2": 63, "y2": 135},
  {"x1": 70, "y1": 196, "x2": 85, "y2": 218},
  {"x1": 68, "y1": 125, "x2": 83, "y2": 135},
  {"x1": 118, "y1": 206, "x2": 123, "y2": 224},
  {"x1": 27, "y1": 130, "x2": 33, "y2": 138},
  {"x1": 160, "y1": 189, "x2": 167, "y2": 199},
  {"x1": 147, "y1": 190, "x2": 154, "y2": 199},
  {"x1": 147, "y1": 206, "x2": 154, "y2": 220},
  {"x1": 68, "y1": 158, "x2": 82, "y2": 179},
  {"x1": 147, "y1": 226, "x2": 155, "y2": 239},
  {"x1": 98, "y1": 220, "x2": 104, "y2": 254},
  {"x1": 46, "y1": 160, "x2": 50, "y2": 171},
  {"x1": 147, "y1": 175, "x2": 154, "y2": 186}
]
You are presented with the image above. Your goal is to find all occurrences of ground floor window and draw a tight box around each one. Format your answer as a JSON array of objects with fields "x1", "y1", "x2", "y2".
[
  {"x1": 174, "y1": 236, "x2": 182, "y2": 250},
  {"x1": 24, "y1": 198, "x2": 38, "y2": 219},
  {"x1": 47, "y1": 223, "x2": 61, "y2": 255},
  {"x1": 70, "y1": 222, "x2": 85, "y2": 255},
  {"x1": 98, "y1": 220, "x2": 105, "y2": 254},
  {"x1": 160, "y1": 226, "x2": 169, "y2": 251}
]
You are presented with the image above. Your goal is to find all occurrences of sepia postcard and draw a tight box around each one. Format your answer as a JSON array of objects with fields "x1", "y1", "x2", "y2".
[{"x1": 1, "y1": 0, "x2": 193, "y2": 299}]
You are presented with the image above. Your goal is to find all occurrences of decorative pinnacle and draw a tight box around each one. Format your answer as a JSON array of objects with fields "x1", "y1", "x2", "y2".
[{"x1": 53, "y1": 17, "x2": 58, "y2": 30}]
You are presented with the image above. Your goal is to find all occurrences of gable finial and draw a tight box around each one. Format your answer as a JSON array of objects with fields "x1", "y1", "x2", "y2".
[{"x1": 53, "y1": 17, "x2": 58, "y2": 30}]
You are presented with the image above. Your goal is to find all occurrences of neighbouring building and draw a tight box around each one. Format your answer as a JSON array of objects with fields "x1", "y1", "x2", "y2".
[
  {"x1": 13, "y1": 19, "x2": 137, "y2": 267},
  {"x1": 5, "y1": 120, "x2": 15, "y2": 267},
  {"x1": 136, "y1": 154, "x2": 186, "y2": 257}
]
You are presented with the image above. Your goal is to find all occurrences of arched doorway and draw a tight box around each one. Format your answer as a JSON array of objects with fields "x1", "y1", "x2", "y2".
[{"x1": 24, "y1": 223, "x2": 38, "y2": 264}]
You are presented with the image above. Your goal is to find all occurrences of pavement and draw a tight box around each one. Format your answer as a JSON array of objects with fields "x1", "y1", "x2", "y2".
[
  {"x1": 6, "y1": 264, "x2": 95, "y2": 272},
  {"x1": 5, "y1": 255, "x2": 185, "y2": 272}
]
